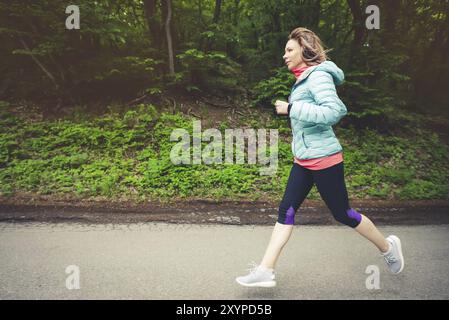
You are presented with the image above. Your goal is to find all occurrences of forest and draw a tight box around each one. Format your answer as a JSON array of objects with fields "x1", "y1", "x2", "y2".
[{"x1": 0, "y1": 0, "x2": 448, "y2": 202}]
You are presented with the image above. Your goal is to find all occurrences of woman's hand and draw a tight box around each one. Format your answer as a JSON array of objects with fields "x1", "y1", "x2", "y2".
[{"x1": 274, "y1": 100, "x2": 289, "y2": 115}]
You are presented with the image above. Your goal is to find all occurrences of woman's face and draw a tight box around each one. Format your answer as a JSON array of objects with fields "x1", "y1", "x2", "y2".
[{"x1": 283, "y1": 39, "x2": 306, "y2": 70}]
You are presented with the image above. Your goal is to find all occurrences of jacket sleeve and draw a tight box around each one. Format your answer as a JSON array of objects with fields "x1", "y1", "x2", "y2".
[{"x1": 289, "y1": 70, "x2": 347, "y2": 126}]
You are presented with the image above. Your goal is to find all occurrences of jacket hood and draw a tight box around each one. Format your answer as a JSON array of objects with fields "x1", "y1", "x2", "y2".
[{"x1": 299, "y1": 60, "x2": 345, "y2": 86}]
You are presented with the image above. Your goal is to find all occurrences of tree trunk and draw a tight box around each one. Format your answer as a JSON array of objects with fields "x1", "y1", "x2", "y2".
[
  {"x1": 197, "y1": 0, "x2": 206, "y2": 26},
  {"x1": 293, "y1": 0, "x2": 320, "y2": 31},
  {"x1": 347, "y1": 0, "x2": 366, "y2": 66},
  {"x1": 143, "y1": 0, "x2": 161, "y2": 49},
  {"x1": 372, "y1": 0, "x2": 398, "y2": 42},
  {"x1": 213, "y1": 0, "x2": 222, "y2": 23},
  {"x1": 163, "y1": 0, "x2": 175, "y2": 74},
  {"x1": 233, "y1": 0, "x2": 240, "y2": 26},
  {"x1": 308, "y1": 0, "x2": 321, "y2": 31},
  {"x1": 420, "y1": 2, "x2": 449, "y2": 104},
  {"x1": 347, "y1": 0, "x2": 365, "y2": 46}
]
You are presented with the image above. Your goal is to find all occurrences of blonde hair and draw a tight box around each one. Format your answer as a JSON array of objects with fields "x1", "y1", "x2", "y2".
[{"x1": 288, "y1": 27, "x2": 331, "y2": 65}]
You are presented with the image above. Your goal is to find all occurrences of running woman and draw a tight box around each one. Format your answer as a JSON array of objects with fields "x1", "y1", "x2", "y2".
[{"x1": 236, "y1": 27, "x2": 404, "y2": 288}]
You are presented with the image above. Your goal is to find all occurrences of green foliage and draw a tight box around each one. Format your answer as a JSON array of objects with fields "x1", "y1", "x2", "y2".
[
  {"x1": 252, "y1": 67, "x2": 294, "y2": 107},
  {"x1": 1, "y1": 105, "x2": 448, "y2": 201},
  {"x1": 340, "y1": 42, "x2": 412, "y2": 131},
  {"x1": 0, "y1": 0, "x2": 154, "y2": 100},
  {"x1": 175, "y1": 49, "x2": 245, "y2": 95},
  {"x1": 340, "y1": 128, "x2": 449, "y2": 200},
  {"x1": 91, "y1": 56, "x2": 163, "y2": 95},
  {"x1": 0, "y1": 0, "x2": 447, "y2": 115},
  {"x1": 0, "y1": 0, "x2": 448, "y2": 202}
]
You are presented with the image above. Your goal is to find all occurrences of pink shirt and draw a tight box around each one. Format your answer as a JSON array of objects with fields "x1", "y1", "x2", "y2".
[{"x1": 294, "y1": 152, "x2": 343, "y2": 170}]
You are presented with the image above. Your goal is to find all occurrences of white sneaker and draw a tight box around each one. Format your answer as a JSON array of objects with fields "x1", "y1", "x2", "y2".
[
  {"x1": 381, "y1": 235, "x2": 405, "y2": 274},
  {"x1": 235, "y1": 262, "x2": 276, "y2": 287}
]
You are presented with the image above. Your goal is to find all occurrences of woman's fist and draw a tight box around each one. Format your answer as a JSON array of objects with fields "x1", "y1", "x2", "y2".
[{"x1": 274, "y1": 100, "x2": 289, "y2": 115}]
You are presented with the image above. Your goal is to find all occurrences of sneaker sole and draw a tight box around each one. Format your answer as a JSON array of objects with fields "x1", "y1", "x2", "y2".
[
  {"x1": 389, "y1": 235, "x2": 405, "y2": 274},
  {"x1": 235, "y1": 278, "x2": 276, "y2": 288}
]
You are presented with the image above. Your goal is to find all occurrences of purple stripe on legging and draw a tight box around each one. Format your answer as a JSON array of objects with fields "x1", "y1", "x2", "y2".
[
  {"x1": 285, "y1": 206, "x2": 295, "y2": 225},
  {"x1": 346, "y1": 208, "x2": 361, "y2": 223}
]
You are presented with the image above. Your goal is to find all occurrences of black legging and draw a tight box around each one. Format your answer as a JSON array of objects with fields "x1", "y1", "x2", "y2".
[{"x1": 277, "y1": 161, "x2": 362, "y2": 228}]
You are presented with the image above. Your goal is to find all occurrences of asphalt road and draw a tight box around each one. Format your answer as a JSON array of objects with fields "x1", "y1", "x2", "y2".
[{"x1": 0, "y1": 222, "x2": 448, "y2": 300}]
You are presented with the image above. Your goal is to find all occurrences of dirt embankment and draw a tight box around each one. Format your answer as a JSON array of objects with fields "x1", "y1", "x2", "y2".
[{"x1": 1, "y1": 194, "x2": 448, "y2": 225}]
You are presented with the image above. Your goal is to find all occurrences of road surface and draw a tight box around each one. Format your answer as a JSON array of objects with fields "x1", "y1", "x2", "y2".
[{"x1": 1, "y1": 222, "x2": 448, "y2": 300}]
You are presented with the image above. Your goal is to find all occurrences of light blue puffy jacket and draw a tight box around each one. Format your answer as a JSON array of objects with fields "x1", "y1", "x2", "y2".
[{"x1": 288, "y1": 60, "x2": 347, "y2": 160}]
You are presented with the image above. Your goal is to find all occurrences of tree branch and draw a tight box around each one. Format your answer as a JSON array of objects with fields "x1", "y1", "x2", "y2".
[{"x1": 19, "y1": 39, "x2": 59, "y2": 90}]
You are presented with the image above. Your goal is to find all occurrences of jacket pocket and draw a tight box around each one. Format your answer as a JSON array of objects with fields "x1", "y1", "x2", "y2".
[{"x1": 302, "y1": 132, "x2": 309, "y2": 148}]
